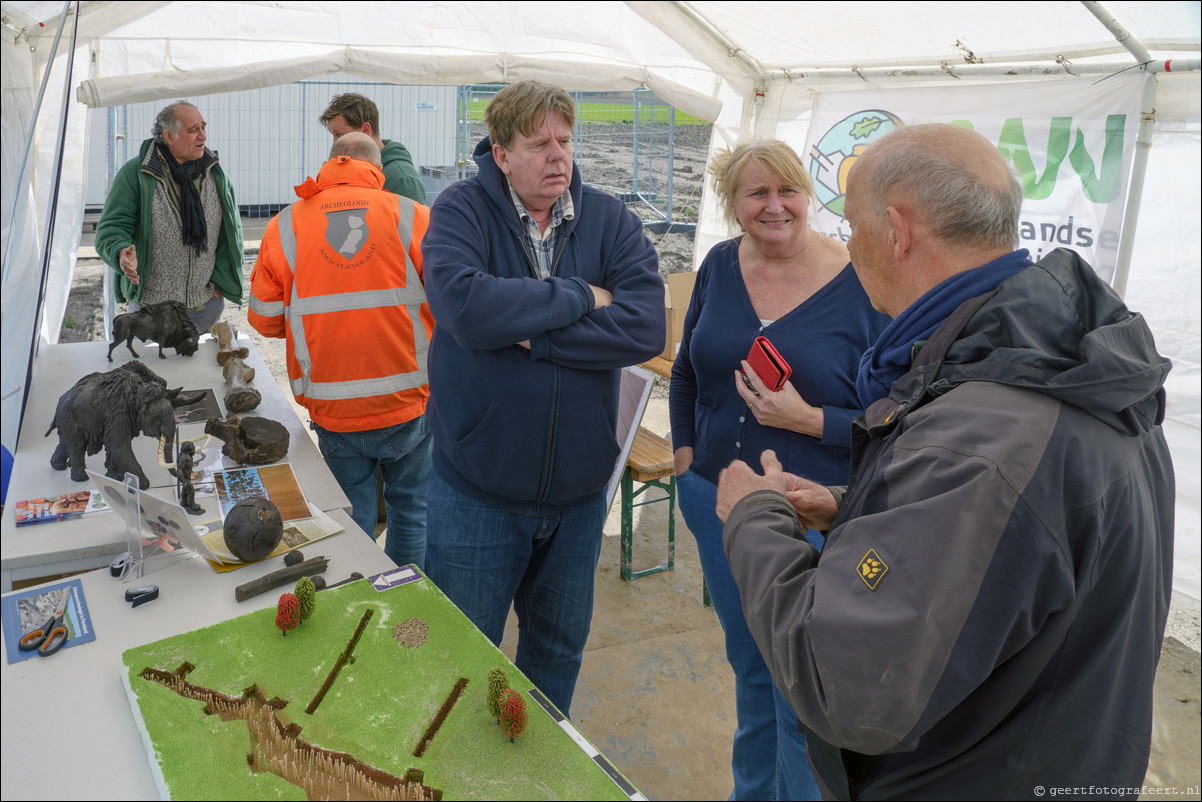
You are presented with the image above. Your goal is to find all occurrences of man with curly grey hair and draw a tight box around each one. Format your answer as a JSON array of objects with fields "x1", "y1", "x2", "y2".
[
  {"x1": 96, "y1": 100, "x2": 244, "y2": 331},
  {"x1": 717, "y1": 123, "x2": 1173, "y2": 798}
]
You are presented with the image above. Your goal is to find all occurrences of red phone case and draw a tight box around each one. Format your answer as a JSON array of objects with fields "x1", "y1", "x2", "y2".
[{"x1": 745, "y1": 336, "x2": 792, "y2": 392}]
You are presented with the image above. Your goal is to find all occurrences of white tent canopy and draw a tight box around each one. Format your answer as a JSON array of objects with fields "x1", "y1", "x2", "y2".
[{"x1": 2, "y1": 1, "x2": 1199, "y2": 598}]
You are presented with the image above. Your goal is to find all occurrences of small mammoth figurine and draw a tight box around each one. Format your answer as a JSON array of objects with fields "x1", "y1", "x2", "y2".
[
  {"x1": 46, "y1": 361, "x2": 181, "y2": 490},
  {"x1": 108, "y1": 301, "x2": 200, "y2": 362}
]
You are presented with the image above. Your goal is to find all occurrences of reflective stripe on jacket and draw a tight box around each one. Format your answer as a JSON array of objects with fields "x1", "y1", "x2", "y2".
[{"x1": 248, "y1": 156, "x2": 434, "y2": 432}]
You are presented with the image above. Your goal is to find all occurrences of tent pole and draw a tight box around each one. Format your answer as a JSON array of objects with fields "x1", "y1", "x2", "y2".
[
  {"x1": 1110, "y1": 73, "x2": 1157, "y2": 299},
  {"x1": 667, "y1": 1, "x2": 762, "y2": 79},
  {"x1": 1081, "y1": 1, "x2": 1152, "y2": 64}
]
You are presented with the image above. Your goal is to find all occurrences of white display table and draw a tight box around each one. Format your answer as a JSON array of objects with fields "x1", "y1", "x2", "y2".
[
  {"x1": 0, "y1": 338, "x2": 351, "y2": 592},
  {"x1": 0, "y1": 510, "x2": 394, "y2": 800}
]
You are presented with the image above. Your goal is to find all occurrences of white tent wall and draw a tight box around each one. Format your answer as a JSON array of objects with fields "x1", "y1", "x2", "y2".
[
  {"x1": 0, "y1": 1, "x2": 1198, "y2": 599},
  {"x1": 1, "y1": 38, "x2": 40, "y2": 449},
  {"x1": 0, "y1": 28, "x2": 90, "y2": 454}
]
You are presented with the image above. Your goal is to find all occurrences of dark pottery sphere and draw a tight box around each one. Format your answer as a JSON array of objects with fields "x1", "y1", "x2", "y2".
[{"x1": 223, "y1": 498, "x2": 283, "y2": 561}]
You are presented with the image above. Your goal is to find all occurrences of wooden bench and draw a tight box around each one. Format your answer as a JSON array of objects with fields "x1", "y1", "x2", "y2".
[{"x1": 620, "y1": 426, "x2": 676, "y2": 581}]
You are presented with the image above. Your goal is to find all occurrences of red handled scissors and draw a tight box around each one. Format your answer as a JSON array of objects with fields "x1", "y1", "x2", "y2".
[{"x1": 19, "y1": 588, "x2": 71, "y2": 657}]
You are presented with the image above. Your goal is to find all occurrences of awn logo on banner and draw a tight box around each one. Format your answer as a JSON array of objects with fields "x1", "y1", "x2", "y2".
[{"x1": 804, "y1": 73, "x2": 1148, "y2": 283}]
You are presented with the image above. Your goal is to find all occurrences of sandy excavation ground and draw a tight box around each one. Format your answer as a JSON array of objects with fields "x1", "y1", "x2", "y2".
[{"x1": 60, "y1": 121, "x2": 1199, "y2": 800}]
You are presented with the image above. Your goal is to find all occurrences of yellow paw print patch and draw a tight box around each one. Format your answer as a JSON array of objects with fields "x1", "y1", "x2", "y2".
[{"x1": 857, "y1": 549, "x2": 889, "y2": 590}]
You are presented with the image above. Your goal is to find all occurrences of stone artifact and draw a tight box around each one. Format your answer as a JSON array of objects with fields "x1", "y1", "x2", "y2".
[
  {"x1": 205, "y1": 412, "x2": 289, "y2": 465},
  {"x1": 107, "y1": 301, "x2": 200, "y2": 362},
  {"x1": 210, "y1": 321, "x2": 249, "y2": 365},
  {"x1": 223, "y1": 497, "x2": 284, "y2": 562},
  {"x1": 46, "y1": 361, "x2": 180, "y2": 489},
  {"x1": 221, "y1": 358, "x2": 261, "y2": 412}
]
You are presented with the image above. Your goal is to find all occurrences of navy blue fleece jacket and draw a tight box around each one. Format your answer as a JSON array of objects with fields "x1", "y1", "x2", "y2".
[{"x1": 422, "y1": 137, "x2": 665, "y2": 514}]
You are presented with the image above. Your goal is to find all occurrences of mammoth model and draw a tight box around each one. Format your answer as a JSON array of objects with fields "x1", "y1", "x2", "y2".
[
  {"x1": 107, "y1": 301, "x2": 200, "y2": 362},
  {"x1": 46, "y1": 361, "x2": 181, "y2": 490}
]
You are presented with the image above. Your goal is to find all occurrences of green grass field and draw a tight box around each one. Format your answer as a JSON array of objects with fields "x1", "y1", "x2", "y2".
[
  {"x1": 464, "y1": 98, "x2": 707, "y2": 126},
  {"x1": 122, "y1": 577, "x2": 633, "y2": 800}
]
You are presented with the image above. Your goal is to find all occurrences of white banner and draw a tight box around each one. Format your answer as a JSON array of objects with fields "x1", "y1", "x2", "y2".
[{"x1": 803, "y1": 74, "x2": 1150, "y2": 283}]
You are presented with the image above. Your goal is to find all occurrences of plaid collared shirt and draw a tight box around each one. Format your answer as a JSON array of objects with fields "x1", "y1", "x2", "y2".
[{"x1": 509, "y1": 184, "x2": 574, "y2": 279}]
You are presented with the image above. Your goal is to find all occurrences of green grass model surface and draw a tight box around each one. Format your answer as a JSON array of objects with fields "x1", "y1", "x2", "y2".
[{"x1": 121, "y1": 576, "x2": 634, "y2": 800}]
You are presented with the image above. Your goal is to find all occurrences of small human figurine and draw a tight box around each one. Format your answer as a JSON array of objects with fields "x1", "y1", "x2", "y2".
[
  {"x1": 172, "y1": 440, "x2": 204, "y2": 515},
  {"x1": 275, "y1": 592, "x2": 300, "y2": 636},
  {"x1": 497, "y1": 688, "x2": 528, "y2": 742}
]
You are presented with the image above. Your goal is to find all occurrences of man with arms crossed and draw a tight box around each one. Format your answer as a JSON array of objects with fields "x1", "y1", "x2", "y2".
[{"x1": 421, "y1": 80, "x2": 665, "y2": 717}]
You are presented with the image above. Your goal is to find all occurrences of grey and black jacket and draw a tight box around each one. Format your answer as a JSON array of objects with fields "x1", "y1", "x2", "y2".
[{"x1": 724, "y1": 249, "x2": 1174, "y2": 800}]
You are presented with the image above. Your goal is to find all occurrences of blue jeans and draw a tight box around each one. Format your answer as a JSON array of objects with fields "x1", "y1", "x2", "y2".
[
  {"x1": 677, "y1": 467, "x2": 822, "y2": 801},
  {"x1": 313, "y1": 415, "x2": 432, "y2": 569},
  {"x1": 424, "y1": 470, "x2": 606, "y2": 718},
  {"x1": 129, "y1": 294, "x2": 224, "y2": 332}
]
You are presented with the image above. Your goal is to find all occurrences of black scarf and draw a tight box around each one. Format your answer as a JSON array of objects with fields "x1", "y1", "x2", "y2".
[{"x1": 159, "y1": 143, "x2": 209, "y2": 253}]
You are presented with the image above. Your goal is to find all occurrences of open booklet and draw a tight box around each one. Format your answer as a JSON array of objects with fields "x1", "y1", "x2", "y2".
[
  {"x1": 87, "y1": 468, "x2": 343, "y2": 571},
  {"x1": 201, "y1": 506, "x2": 344, "y2": 572}
]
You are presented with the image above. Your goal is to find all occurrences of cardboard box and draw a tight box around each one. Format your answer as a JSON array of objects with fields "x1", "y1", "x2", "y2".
[{"x1": 661, "y1": 271, "x2": 697, "y2": 360}]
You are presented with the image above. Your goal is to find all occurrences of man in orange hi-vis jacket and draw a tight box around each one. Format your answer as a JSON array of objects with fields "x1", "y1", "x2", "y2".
[{"x1": 248, "y1": 132, "x2": 434, "y2": 569}]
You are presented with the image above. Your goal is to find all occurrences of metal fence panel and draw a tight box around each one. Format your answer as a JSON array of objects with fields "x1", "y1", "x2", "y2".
[{"x1": 88, "y1": 82, "x2": 677, "y2": 223}]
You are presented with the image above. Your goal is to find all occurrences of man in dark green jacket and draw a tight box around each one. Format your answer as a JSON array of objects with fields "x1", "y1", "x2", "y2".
[
  {"x1": 320, "y1": 93, "x2": 427, "y2": 203},
  {"x1": 95, "y1": 101, "x2": 244, "y2": 331}
]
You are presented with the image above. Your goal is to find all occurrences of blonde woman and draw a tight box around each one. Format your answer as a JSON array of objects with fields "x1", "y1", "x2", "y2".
[{"x1": 669, "y1": 140, "x2": 887, "y2": 799}]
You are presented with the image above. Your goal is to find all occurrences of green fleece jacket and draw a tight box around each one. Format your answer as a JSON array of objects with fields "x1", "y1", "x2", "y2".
[
  {"x1": 95, "y1": 138, "x2": 244, "y2": 305},
  {"x1": 381, "y1": 139, "x2": 427, "y2": 203}
]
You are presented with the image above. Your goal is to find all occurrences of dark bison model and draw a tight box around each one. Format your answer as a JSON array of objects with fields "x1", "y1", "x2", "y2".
[{"x1": 107, "y1": 300, "x2": 200, "y2": 362}]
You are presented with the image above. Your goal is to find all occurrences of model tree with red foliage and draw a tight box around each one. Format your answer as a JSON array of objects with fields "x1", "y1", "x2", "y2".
[
  {"x1": 275, "y1": 592, "x2": 300, "y2": 635},
  {"x1": 497, "y1": 688, "x2": 527, "y2": 742}
]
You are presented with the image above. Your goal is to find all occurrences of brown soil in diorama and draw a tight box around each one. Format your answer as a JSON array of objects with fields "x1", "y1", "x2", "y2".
[
  {"x1": 140, "y1": 662, "x2": 443, "y2": 801},
  {"x1": 392, "y1": 617, "x2": 429, "y2": 649}
]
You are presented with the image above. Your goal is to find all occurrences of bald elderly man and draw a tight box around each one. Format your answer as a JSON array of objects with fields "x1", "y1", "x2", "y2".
[
  {"x1": 717, "y1": 123, "x2": 1174, "y2": 799},
  {"x1": 248, "y1": 132, "x2": 435, "y2": 570}
]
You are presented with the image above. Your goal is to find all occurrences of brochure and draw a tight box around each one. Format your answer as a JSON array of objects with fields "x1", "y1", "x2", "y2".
[
  {"x1": 13, "y1": 489, "x2": 112, "y2": 527},
  {"x1": 213, "y1": 463, "x2": 310, "y2": 522},
  {"x1": 1, "y1": 578, "x2": 96, "y2": 664}
]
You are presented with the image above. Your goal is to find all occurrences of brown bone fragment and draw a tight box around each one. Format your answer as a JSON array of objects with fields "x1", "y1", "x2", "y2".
[
  {"x1": 222, "y1": 357, "x2": 261, "y2": 412},
  {"x1": 211, "y1": 321, "x2": 249, "y2": 366},
  {"x1": 205, "y1": 412, "x2": 289, "y2": 464}
]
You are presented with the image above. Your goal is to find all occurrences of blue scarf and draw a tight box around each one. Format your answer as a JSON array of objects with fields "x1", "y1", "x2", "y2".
[{"x1": 856, "y1": 250, "x2": 1034, "y2": 407}]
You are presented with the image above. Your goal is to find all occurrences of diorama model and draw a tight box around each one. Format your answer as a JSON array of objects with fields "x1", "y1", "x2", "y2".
[{"x1": 122, "y1": 575, "x2": 637, "y2": 800}]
